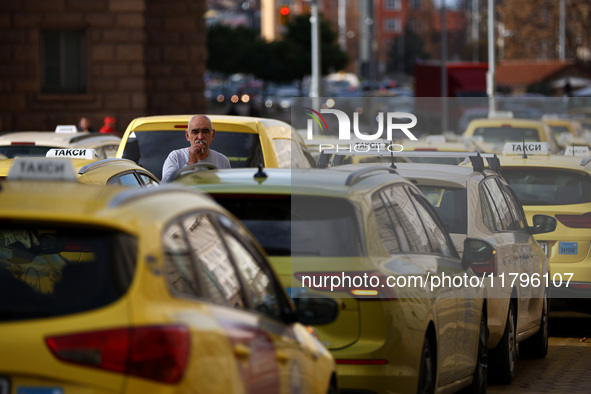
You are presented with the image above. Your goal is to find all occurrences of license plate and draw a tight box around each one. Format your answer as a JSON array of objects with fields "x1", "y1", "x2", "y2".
[
  {"x1": 539, "y1": 241, "x2": 548, "y2": 256},
  {"x1": 559, "y1": 242, "x2": 578, "y2": 255},
  {"x1": 0, "y1": 378, "x2": 9, "y2": 394}
]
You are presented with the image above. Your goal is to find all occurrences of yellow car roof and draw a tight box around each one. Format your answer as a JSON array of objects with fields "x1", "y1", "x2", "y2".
[
  {"x1": 121, "y1": 115, "x2": 294, "y2": 139},
  {"x1": 0, "y1": 179, "x2": 217, "y2": 234},
  {"x1": 0, "y1": 156, "x2": 158, "y2": 184}
]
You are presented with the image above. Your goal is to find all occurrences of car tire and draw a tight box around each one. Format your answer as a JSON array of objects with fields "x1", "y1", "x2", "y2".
[
  {"x1": 417, "y1": 336, "x2": 436, "y2": 394},
  {"x1": 519, "y1": 294, "x2": 549, "y2": 358},
  {"x1": 489, "y1": 301, "x2": 517, "y2": 384},
  {"x1": 472, "y1": 310, "x2": 489, "y2": 393}
]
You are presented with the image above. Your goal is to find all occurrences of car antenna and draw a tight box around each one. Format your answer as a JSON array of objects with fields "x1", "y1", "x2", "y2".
[
  {"x1": 389, "y1": 140, "x2": 397, "y2": 169},
  {"x1": 254, "y1": 163, "x2": 268, "y2": 183},
  {"x1": 522, "y1": 138, "x2": 528, "y2": 159}
]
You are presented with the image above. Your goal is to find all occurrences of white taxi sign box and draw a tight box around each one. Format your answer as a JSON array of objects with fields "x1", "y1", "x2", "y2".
[
  {"x1": 8, "y1": 158, "x2": 77, "y2": 181},
  {"x1": 564, "y1": 145, "x2": 590, "y2": 157},
  {"x1": 55, "y1": 125, "x2": 78, "y2": 133},
  {"x1": 502, "y1": 142, "x2": 550, "y2": 156},
  {"x1": 46, "y1": 148, "x2": 98, "y2": 160}
]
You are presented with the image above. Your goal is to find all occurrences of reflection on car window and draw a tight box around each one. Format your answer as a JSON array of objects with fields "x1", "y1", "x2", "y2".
[
  {"x1": 181, "y1": 214, "x2": 246, "y2": 308},
  {"x1": 380, "y1": 186, "x2": 430, "y2": 253},
  {"x1": 218, "y1": 216, "x2": 283, "y2": 320},
  {"x1": 503, "y1": 169, "x2": 591, "y2": 205},
  {"x1": 0, "y1": 225, "x2": 133, "y2": 322}
]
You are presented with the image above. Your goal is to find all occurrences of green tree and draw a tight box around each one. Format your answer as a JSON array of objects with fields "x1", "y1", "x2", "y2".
[
  {"x1": 281, "y1": 13, "x2": 349, "y2": 79},
  {"x1": 386, "y1": 25, "x2": 430, "y2": 75}
]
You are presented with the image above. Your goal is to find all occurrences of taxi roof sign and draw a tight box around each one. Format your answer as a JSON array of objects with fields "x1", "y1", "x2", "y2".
[
  {"x1": 564, "y1": 145, "x2": 590, "y2": 157},
  {"x1": 502, "y1": 142, "x2": 550, "y2": 156},
  {"x1": 55, "y1": 125, "x2": 79, "y2": 133},
  {"x1": 8, "y1": 157, "x2": 77, "y2": 181},
  {"x1": 46, "y1": 148, "x2": 98, "y2": 159}
]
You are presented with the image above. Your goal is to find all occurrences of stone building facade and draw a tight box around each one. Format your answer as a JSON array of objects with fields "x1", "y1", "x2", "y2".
[{"x1": 0, "y1": 0, "x2": 207, "y2": 134}]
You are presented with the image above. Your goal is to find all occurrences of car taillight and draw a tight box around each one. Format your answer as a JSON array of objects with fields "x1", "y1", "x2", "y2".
[
  {"x1": 555, "y1": 212, "x2": 591, "y2": 228},
  {"x1": 46, "y1": 325, "x2": 190, "y2": 383},
  {"x1": 470, "y1": 250, "x2": 497, "y2": 276},
  {"x1": 294, "y1": 271, "x2": 397, "y2": 300}
]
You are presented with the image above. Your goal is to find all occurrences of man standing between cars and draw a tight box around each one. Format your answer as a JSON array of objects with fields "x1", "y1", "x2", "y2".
[{"x1": 161, "y1": 115, "x2": 230, "y2": 182}]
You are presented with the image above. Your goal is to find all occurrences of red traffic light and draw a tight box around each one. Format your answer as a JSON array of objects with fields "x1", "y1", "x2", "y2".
[{"x1": 280, "y1": 5, "x2": 290, "y2": 16}]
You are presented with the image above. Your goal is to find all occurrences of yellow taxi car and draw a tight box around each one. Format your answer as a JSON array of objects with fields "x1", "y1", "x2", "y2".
[
  {"x1": 116, "y1": 115, "x2": 316, "y2": 181},
  {"x1": 463, "y1": 116, "x2": 561, "y2": 155},
  {"x1": 174, "y1": 165, "x2": 494, "y2": 394},
  {"x1": 498, "y1": 142, "x2": 591, "y2": 314},
  {"x1": 0, "y1": 157, "x2": 338, "y2": 394},
  {"x1": 542, "y1": 117, "x2": 588, "y2": 149},
  {"x1": 0, "y1": 149, "x2": 160, "y2": 186},
  {"x1": 0, "y1": 129, "x2": 121, "y2": 160}
]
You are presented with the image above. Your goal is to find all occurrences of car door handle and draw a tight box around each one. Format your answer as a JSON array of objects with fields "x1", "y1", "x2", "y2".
[{"x1": 233, "y1": 343, "x2": 252, "y2": 359}]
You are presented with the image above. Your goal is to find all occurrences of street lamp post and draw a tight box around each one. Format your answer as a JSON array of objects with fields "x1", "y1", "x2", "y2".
[{"x1": 309, "y1": 0, "x2": 321, "y2": 98}]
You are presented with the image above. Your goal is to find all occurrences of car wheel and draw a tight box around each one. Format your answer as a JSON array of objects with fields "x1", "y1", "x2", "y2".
[
  {"x1": 417, "y1": 336, "x2": 435, "y2": 394},
  {"x1": 519, "y1": 294, "x2": 549, "y2": 358},
  {"x1": 489, "y1": 301, "x2": 517, "y2": 384},
  {"x1": 469, "y1": 311, "x2": 488, "y2": 393}
]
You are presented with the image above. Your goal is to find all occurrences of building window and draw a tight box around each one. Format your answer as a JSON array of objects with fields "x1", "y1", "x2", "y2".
[
  {"x1": 410, "y1": 0, "x2": 422, "y2": 10},
  {"x1": 41, "y1": 30, "x2": 86, "y2": 94},
  {"x1": 385, "y1": 0, "x2": 401, "y2": 11},
  {"x1": 385, "y1": 18, "x2": 402, "y2": 33}
]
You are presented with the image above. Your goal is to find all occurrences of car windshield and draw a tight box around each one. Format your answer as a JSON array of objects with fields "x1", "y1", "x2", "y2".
[
  {"x1": 416, "y1": 186, "x2": 468, "y2": 234},
  {"x1": 472, "y1": 127, "x2": 540, "y2": 143},
  {"x1": 123, "y1": 130, "x2": 263, "y2": 180},
  {"x1": 502, "y1": 168, "x2": 591, "y2": 205},
  {"x1": 211, "y1": 194, "x2": 364, "y2": 257},
  {"x1": 0, "y1": 146, "x2": 54, "y2": 158},
  {"x1": 548, "y1": 125, "x2": 570, "y2": 136},
  {"x1": 0, "y1": 224, "x2": 136, "y2": 322}
]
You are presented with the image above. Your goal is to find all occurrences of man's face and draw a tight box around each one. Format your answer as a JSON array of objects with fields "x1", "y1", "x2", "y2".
[{"x1": 186, "y1": 116, "x2": 215, "y2": 154}]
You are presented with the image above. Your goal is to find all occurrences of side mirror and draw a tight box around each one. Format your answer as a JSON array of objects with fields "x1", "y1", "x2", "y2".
[
  {"x1": 530, "y1": 214, "x2": 558, "y2": 234},
  {"x1": 292, "y1": 296, "x2": 339, "y2": 326},
  {"x1": 461, "y1": 238, "x2": 496, "y2": 270}
]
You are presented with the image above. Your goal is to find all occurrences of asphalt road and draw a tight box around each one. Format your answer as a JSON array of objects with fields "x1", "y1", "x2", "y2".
[{"x1": 488, "y1": 314, "x2": 591, "y2": 393}]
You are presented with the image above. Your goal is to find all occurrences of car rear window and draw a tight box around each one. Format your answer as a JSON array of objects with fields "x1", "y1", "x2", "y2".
[
  {"x1": 123, "y1": 130, "x2": 263, "y2": 180},
  {"x1": 211, "y1": 194, "x2": 363, "y2": 257},
  {"x1": 0, "y1": 224, "x2": 136, "y2": 322},
  {"x1": 0, "y1": 145, "x2": 54, "y2": 158},
  {"x1": 502, "y1": 168, "x2": 591, "y2": 205},
  {"x1": 417, "y1": 186, "x2": 468, "y2": 234},
  {"x1": 472, "y1": 127, "x2": 540, "y2": 143}
]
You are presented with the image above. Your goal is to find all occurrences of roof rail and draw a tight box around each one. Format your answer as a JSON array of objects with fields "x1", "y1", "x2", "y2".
[
  {"x1": 78, "y1": 158, "x2": 137, "y2": 175},
  {"x1": 321, "y1": 149, "x2": 498, "y2": 173},
  {"x1": 580, "y1": 156, "x2": 591, "y2": 167},
  {"x1": 345, "y1": 166, "x2": 398, "y2": 186}
]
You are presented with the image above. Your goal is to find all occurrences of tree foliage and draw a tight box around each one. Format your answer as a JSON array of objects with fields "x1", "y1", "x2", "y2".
[{"x1": 206, "y1": 14, "x2": 348, "y2": 83}]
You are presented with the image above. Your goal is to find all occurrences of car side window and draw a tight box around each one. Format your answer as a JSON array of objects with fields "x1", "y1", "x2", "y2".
[
  {"x1": 479, "y1": 183, "x2": 501, "y2": 231},
  {"x1": 114, "y1": 172, "x2": 142, "y2": 187},
  {"x1": 137, "y1": 172, "x2": 159, "y2": 187},
  {"x1": 372, "y1": 188, "x2": 407, "y2": 254},
  {"x1": 162, "y1": 222, "x2": 200, "y2": 298},
  {"x1": 378, "y1": 185, "x2": 430, "y2": 254},
  {"x1": 499, "y1": 180, "x2": 527, "y2": 232},
  {"x1": 216, "y1": 214, "x2": 285, "y2": 320},
  {"x1": 482, "y1": 178, "x2": 512, "y2": 231},
  {"x1": 180, "y1": 213, "x2": 247, "y2": 308},
  {"x1": 406, "y1": 187, "x2": 455, "y2": 258}
]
